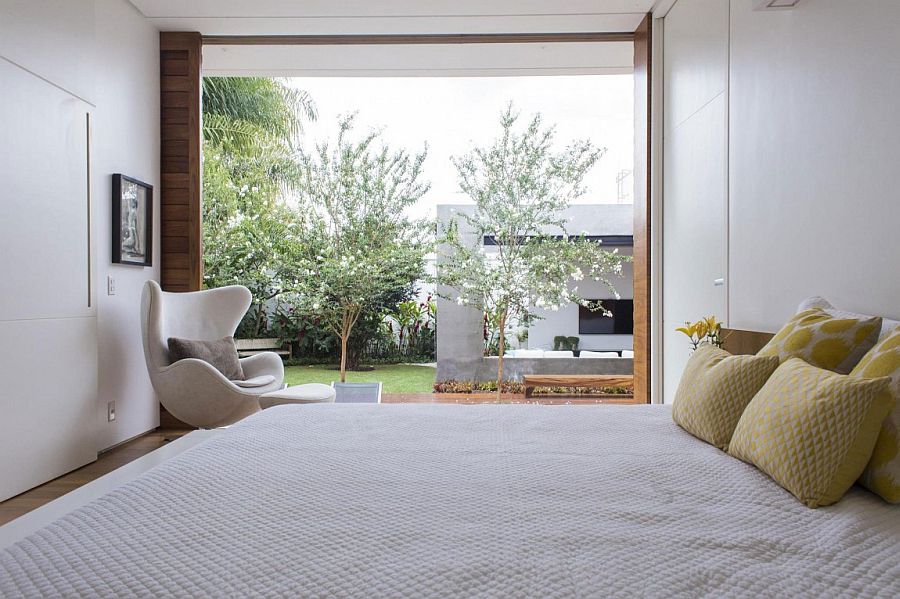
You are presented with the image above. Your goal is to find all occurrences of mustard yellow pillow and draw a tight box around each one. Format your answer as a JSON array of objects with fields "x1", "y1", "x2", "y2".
[
  {"x1": 851, "y1": 327, "x2": 900, "y2": 503},
  {"x1": 758, "y1": 308, "x2": 882, "y2": 374},
  {"x1": 729, "y1": 358, "x2": 892, "y2": 508},
  {"x1": 672, "y1": 345, "x2": 779, "y2": 450}
]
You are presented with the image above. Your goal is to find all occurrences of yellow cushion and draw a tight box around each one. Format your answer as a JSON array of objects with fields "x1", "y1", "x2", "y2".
[
  {"x1": 672, "y1": 345, "x2": 779, "y2": 450},
  {"x1": 729, "y1": 358, "x2": 892, "y2": 508},
  {"x1": 850, "y1": 327, "x2": 900, "y2": 503},
  {"x1": 758, "y1": 308, "x2": 882, "y2": 374}
]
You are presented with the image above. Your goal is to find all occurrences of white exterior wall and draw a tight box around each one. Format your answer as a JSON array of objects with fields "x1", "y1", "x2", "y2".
[{"x1": 527, "y1": 248, "x2": 634, "y2": 351}]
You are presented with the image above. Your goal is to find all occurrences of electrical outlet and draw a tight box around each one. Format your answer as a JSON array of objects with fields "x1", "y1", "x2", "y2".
[
  {"x1": 107, "y1": 401, "x2": 116, "y2": 422},
  {"x1": 107, "y1": 275, "x2": 116, "y2": 296}
]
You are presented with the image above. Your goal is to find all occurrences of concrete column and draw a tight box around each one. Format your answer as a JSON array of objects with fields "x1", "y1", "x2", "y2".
[{"x1": 435, "y1": 205, "x2": 485, "y2": 381}]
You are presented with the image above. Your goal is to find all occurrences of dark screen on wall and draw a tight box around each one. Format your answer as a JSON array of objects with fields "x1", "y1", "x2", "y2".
[{"x1": 578, "y1": 300, "x2": 634, "y2": 335}]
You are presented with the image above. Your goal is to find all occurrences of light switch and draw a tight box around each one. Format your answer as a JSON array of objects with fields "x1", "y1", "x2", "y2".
[{"x1": 107, "y1": 275, "x2": 116, "y2": 295}]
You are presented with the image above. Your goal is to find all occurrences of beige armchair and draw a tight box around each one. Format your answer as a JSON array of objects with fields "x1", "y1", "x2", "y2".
[{"x1": 140, "y1": 281, "x2": 284, "y2": 428}]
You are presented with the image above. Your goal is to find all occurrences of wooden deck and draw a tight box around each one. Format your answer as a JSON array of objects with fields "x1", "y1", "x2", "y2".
[
  {"x1": 382, "y1": 393, "x2": 641, "y2": 405},
  {"x1": 522, "y1": 374, "x2": 635, "y2": 398}
]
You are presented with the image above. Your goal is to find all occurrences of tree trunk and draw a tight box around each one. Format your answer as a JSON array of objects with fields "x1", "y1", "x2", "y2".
[
  {"x1": 340, "y1": 331, "x2": 349, "y2": 383},
  {"x1": 338, "y1": 307, "x2": 360, "y2": 383},
  {"x1": 496, "y1": 311, "x2": 507, "y2": 401},
  {"x1": 254, "y1": 303, "x2": 265, "y2": 337}
]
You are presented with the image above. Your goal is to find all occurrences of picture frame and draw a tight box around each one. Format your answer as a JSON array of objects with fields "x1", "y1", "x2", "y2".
[{"x1": 112, "y1": 174, "x2": 153, "y2": 266}]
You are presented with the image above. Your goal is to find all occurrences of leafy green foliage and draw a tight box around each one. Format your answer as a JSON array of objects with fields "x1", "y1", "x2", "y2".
[
  {"x1": 432, "y1": 380, "x2": 632, "y2": 396},
  {"x1": 201, "y1": 77, "x2": 319, "y2": 338},
  {"x1": 202, "y1": 77, "x2": 315, "y2": 155},
  {"x1": 438, "y1": 105, "x2": 630, "y2": 390},
  {"x1": 282, "y1": 115, "x2": 432, "y2": 381}
]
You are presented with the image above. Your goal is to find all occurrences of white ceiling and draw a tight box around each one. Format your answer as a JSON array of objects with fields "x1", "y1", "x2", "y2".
[
  {"x1": 127, "y1": 1, "x2": 657, "y2": 35},
  {"x1": 203, "y1": 42, "x2": 634, "y2": 77}
]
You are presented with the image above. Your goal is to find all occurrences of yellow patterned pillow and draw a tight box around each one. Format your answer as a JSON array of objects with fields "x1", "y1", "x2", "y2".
[
  {"x1": 729, "y1": 358, "x2": 892, "y2": 508},
  {"x1": 758, "y1": 308, "x2": 882, "y2": 374},
  {"x1": 851, "y1": 327, "x2": 900, "y2": 503},
  {"x1": 672, "y1": 345, "x2": 779, "y2": 450}
]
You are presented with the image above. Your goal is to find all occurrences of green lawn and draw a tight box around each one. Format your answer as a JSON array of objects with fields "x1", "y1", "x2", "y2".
[{"x1": 284, "y1": 363, "x2": 436, "y2": 394}]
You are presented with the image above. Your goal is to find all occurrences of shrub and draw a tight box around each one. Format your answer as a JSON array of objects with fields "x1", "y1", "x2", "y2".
[{"x1": 432, "y1": 380, "x2": 633, "y2": 396}]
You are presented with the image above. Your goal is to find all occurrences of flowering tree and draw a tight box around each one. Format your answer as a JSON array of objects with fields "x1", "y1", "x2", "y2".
[
  {"x1": 201, "y1": 77, "x2": 316, "y2": 337},
  {"x1": 439, "y1": 106, "x2": 630, "y2": 395},
  {"x1": 285, "y1": 115, "x2": 431, "y2": 381}
]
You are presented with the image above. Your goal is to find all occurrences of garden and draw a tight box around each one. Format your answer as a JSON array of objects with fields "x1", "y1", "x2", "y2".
[{"x1": 200, "y1": 77, "x2": 630, "y2": 398}]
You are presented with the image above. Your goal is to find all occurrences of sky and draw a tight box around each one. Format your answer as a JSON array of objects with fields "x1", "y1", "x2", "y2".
[{"x1": 286, "y1": 75, "x2": 634, "y2": 220}]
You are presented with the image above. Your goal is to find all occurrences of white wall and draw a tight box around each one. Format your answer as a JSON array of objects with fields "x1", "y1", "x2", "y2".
[
  {"x1": 661, "y1": 0, "x2": 900, "y2": 401},
  {"x1": 527, "y1": 249, "x2": 634, "y2": 351},
  {"x1": 660, "y1": 0, "x2": 729, "y2": 403},
  {"x1": 92, "y1": 0, "x2": 161, "y2": 449},
  {"x1": 0, "y1": 0, "x2": 159, "y2": 502},
  {"x1": 728, "y1": 0, "x2": 900, "y2": 331}
]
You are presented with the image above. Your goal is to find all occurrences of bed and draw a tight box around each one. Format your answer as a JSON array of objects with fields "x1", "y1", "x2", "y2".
[{"x1": 1, "y1": 404, "x2": 898, "y2": 598}]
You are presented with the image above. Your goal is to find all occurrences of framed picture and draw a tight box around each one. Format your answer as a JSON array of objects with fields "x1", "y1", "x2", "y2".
[{"x1": 112, "y1": 174, "x2": 153, "y2": 266}]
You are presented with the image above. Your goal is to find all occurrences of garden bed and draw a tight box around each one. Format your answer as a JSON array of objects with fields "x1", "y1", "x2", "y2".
[{"x1": 433, "y1": 379, "x2": 633, "y2": 398}]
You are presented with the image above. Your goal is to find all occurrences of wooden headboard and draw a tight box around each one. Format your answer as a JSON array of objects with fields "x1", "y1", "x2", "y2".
[{"x1": 721, "y1": 328, "x2": 775, "y2": 355}]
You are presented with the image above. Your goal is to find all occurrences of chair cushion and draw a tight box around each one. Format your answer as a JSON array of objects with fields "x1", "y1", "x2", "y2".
[
  {"x1": 729, "y1": 358, "x2": 892, "y2": 508},
  {"x1": 850, "y1": 326, "x2": 900, "y2": 502},
  {"x1": 672, "y1": 345, "x2": 779, "y2": 450},
  {"x1": 259, "y1": 383, "x2": 336, "y2": 408},
  {"x1": 231, "y1": 375, "x2": 276, "y2": 388},
  {"x1": 757, "y1": 308, "x2": 882, "y2": 374},
  {"x1": 167, "y1": 336, "x2": 245, "y2": 380}
]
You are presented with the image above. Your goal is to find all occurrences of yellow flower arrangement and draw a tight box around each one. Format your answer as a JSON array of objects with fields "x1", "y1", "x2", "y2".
[{"x1": 677, "y1": 316, "x2": 724, "y2": 351}]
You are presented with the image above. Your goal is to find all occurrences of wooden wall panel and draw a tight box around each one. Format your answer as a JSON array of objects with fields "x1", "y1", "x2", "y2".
[
  {"x1": 721, "y1": 328, "x2": 774, "y2": 356},
  {"x1": 632, "y1": 14, "x2": 652, "y2": 403},
  {"x1": 159, "y1": 32, "x2": 202, "y2": 292}
]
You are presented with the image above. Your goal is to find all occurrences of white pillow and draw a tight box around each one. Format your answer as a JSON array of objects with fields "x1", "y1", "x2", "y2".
[
  {"x1": 579, "y1": 350, "x2": 620, "y2": 358},
  {"x1": 513, "y1": 349, "x2": 544, "y2": 358},
  {"x1": 798, "y1": 296, "x2": 899, "y2": 341},
  {"x1": 544, "y1": 350, "x2": 574, "y2": 358}
]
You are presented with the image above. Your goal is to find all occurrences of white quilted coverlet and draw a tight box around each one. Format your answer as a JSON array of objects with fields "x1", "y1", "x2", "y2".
[{"x1": 1, "y1": 404, "x2": 899, "y2": 598}]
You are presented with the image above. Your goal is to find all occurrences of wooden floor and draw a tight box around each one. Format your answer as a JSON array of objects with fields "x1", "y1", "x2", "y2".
[
  {"x1": 1, "y1": 395, "x2": 641, "y2": 527},
  {"x1": 0, "y1": 429, "x2": 187, "y2": 526}
]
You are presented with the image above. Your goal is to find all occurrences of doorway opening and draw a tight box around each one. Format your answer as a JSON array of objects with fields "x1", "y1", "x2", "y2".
[{"x1": 158, "y1": 26, "x2": 652, "y2": 403}]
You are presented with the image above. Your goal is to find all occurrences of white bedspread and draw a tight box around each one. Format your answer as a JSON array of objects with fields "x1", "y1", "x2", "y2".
[{"x1": 1, "y1": 404, "x2": 898, "y2": 598}]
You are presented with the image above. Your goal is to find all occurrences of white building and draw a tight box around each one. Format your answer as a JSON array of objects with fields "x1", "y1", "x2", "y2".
[{"x1": 436, "y1": 203, "x2": 633, "y2": 380}]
